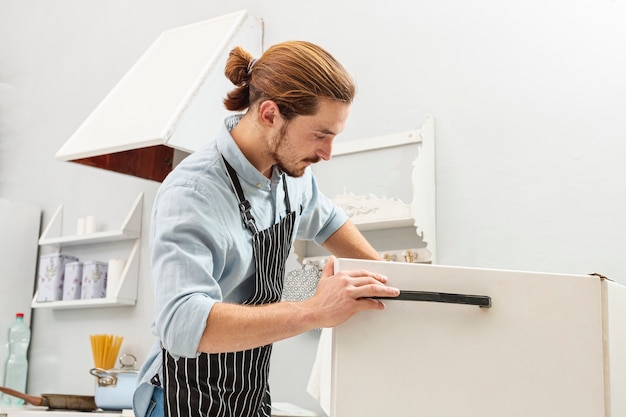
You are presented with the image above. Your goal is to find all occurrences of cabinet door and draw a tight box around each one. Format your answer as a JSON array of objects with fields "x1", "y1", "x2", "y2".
[
  {"x1": 331, "y1": 259, "x2": 606, "y2": 417},
  {"x1": 0, "y1": 199, "x2": 40, "y2": 376}
]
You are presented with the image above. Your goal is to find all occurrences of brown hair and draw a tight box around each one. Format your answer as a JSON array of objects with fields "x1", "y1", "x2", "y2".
[{"x1": 223, "y1": 41, "x2": 356, "y2": 120}]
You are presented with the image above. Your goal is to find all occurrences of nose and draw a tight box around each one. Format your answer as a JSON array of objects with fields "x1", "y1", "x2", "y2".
[{"x1": 316, "y1": 138, "x2": 333, "y2": 161}]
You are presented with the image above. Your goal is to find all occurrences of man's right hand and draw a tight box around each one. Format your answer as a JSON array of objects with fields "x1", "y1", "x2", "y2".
[{"x1": 302, "y1": 256, "x2": 400, "y2": 329}]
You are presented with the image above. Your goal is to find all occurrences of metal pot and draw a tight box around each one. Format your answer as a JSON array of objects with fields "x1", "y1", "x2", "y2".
[{"x1": 90, "y1": 353, "x2": 138, "y2": 411}]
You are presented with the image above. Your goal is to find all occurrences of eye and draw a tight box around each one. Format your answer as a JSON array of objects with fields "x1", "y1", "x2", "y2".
[{"x1": 314, "y1": 131, "x2": 332, "y2": 140}]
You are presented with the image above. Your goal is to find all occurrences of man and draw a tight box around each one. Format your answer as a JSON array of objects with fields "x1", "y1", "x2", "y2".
[{"x1": 133, "y1": 40, "x2": 399, "y2": 417}]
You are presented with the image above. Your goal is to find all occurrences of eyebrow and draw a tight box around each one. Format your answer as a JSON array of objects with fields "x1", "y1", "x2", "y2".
[{"x1": 316, "y1": 128, "x2": 336, "y2": 136}]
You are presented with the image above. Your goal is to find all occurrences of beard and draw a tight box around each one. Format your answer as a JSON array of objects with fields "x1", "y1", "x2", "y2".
[
  {"x1": 268, "y1": 124, "x2": 320, "y2": 178},
  {"x1": 275, "y1": 155, "x2": 319, "y2": 177}
]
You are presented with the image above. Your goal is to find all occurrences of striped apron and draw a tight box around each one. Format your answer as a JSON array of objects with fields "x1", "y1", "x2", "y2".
[{"x1": 162, "y1": 157, "x2": 296, "y2": 417}]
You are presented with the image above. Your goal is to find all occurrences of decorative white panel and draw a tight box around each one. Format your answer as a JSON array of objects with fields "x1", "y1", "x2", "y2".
[{"x1": 295, "y1": 115, "x2": 436, "y2": 264}]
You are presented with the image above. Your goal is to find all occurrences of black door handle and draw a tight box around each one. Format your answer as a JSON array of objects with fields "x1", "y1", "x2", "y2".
[{"x1": 375, "y1": 290, "x2": 491, "y2": 308}]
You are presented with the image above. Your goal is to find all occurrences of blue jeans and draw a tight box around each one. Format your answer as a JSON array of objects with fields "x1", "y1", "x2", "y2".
[{"x1": 146, "y1": 386, "x2": 164, "y2": 417}]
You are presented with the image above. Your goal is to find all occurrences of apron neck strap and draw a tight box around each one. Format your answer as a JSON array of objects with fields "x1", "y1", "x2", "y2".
[
  {"x1": 222, "y1": 155, "x2": 258, "y2": 234},
  {"x1": 281, "y1": 171, "x2": 292, "y2": 214},
  {"x1": 221, "y1": 155, "x2": 293, "y2": 234}
]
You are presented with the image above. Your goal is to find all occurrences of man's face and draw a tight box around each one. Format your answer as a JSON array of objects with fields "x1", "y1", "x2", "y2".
[{"x1": 268, "y1": 99, "x2": 351, "y2": 177}]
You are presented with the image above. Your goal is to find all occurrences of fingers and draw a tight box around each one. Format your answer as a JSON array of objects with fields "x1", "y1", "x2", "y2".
[
  {"x1": 305, "y1": 265, "x2": 399, "y2": 328},
  {"x1": 321, "y1": 259, "x2": 387, "y2": 284},
  {"x1": 352, "y1": 281, "x2": 400, "y2": 299},
  {"x1": 333, "y1": 270, "x2": 399, "y2": 299},
  {"x1": 316, "y1": 264, "x2": 399, "y2": 302},
  {"x1": 335, "y1": 268, "x2": 389, "y2": 285},
  {"x1": 357, "y1": 297, "x2": 387, "y2": 311},
  {"x1": 321, "y1": 255, "x2": 336, "y2": 278}
]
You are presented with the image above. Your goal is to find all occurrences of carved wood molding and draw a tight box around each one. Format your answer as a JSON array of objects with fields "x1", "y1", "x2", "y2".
[
  {"x1": 296, "y1": 115, "x2": 436, "y2": 264},
  {"x1": 332, "y1": 191, "x2": 412, "y2": 226}
]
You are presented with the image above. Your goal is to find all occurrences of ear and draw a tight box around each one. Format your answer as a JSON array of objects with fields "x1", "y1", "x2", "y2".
[{"x1": 257, "y1": 100, "x2": 282, "y2": 128}]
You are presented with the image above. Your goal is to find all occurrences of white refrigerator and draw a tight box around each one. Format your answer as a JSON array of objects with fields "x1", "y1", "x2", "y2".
[{"x1": 330, "y1": 259, "x2": 626, "y2": 417}]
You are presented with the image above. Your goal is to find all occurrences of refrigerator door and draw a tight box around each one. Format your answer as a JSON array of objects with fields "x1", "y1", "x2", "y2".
[
  {"x1": 604, "y1": 280, "x2": 626, "y2": 416},
  {"x1": 331, "y1": 259, "x2": 606, "y2": 417}
]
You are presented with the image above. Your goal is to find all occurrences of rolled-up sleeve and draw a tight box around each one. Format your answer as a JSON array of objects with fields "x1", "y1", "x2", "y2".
[
  {"x1": 295, "y1": 171, "x2": 348, "y2": 245},
  {"x1": 150, "y1": 180, "x2": 229, "y2": 358}
]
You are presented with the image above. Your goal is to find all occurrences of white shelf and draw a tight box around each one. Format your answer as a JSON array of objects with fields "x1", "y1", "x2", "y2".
[
  {"x1": 39, "y1": 229, "x2": 140, "y2": 246},
  {"x1": 353, "y1": 217, "x2": 416, "y2": 231},
  {"x1": 32, "y1": 192, "x2": 143, "y2": 310},
  {"x1": 294, "y1": 115, "x2": 436, "y2": 264},
  {"x1": 31, "y1": 296, "x2": 136, "y2": 310},
  {"x1": 329, "y1": 190, "x2": 416, "y2": 232}
]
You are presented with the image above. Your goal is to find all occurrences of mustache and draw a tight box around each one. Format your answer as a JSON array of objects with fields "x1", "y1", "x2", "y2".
[{"x1": 304, "y1": 157, "x2": 321, "y2": 164}]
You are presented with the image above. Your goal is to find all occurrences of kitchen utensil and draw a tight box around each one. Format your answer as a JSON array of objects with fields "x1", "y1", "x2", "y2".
[
  {"x1": 0, "y1": 386, "x2": 97, "y2": 410},
  {"x1": 90, "y1": 353, "x2": 138, "y2": 410}
]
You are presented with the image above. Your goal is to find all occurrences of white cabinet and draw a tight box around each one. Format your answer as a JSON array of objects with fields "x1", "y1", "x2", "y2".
[
  {"x1": 54, "y1": 11, "x2": 263, "y2": 182},
  {"x1": 31, "y1": 193, "x2": 143, "y2": 310},
  {"x1": 294, "y1": 115, "x2": 436, "y2": 265}
]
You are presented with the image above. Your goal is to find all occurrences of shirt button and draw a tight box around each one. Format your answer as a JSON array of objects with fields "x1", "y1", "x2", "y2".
[{"x1": 256, "y1": 183, "x2": 262, "y2": 189}]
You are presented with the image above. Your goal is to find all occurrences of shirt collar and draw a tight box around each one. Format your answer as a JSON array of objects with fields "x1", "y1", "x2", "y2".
[{"x1": 217, "y1": 115, "x2": 273, "y2": 190}]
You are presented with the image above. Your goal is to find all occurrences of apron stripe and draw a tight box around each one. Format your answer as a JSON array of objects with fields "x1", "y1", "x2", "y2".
[{"x1": 163, "y1": 158, "x2": 296, "y2": 417}]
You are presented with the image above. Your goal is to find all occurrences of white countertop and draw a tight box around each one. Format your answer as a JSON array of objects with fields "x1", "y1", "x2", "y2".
[
  {"x1": 0, "y1": 403, "x2": 318, "y2": 417},
  {"x1": 0, "y1": 407, "x2": 130, "y2": 417}
]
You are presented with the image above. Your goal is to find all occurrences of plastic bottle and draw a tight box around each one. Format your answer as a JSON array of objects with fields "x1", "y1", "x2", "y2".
[{"x1": 1, "y1": 313, "x2": 31, "y2": 407}]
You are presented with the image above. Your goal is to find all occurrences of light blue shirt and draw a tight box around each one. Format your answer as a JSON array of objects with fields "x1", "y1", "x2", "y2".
[{"x1": 133, "y1": 115, "x2": 347, "y2": 417}]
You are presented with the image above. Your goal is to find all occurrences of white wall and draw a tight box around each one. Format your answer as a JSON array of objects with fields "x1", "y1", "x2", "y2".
[{"x1": 1, "y1": 0, "x2": 626, "y2": 415}]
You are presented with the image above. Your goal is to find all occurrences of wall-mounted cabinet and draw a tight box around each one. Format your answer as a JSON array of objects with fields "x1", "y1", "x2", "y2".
[
  {"x1": 294, "y1": 115, "x2": 436, "y2": 265},
  {"x1": 32, "y1": 192, "x2": 143, "y2": 310},
  {"x1": 54, "y1": 10, "x2": 263, "y2": 181}
]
